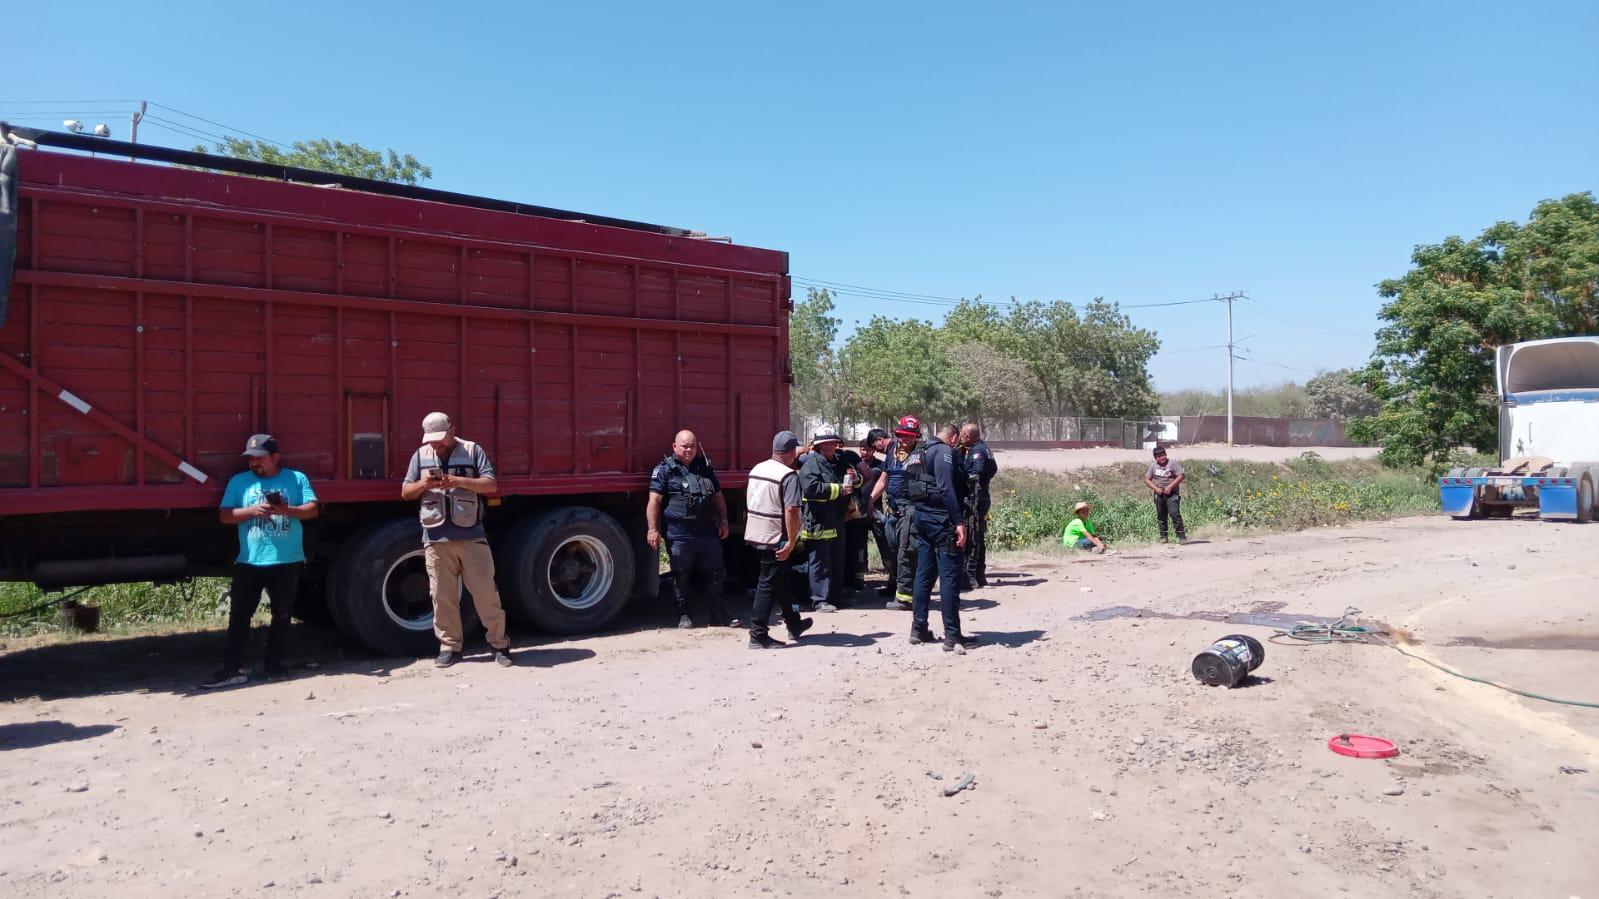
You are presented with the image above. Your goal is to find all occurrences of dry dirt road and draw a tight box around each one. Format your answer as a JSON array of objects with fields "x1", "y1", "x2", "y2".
[{"x1": 2, "y1": 515, "x2": 1595, "y2": 899}]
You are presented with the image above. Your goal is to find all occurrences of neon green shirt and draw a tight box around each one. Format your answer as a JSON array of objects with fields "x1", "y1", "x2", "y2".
[{"x1": 1062, "y1": 516, "x2": 1095, "y2": 545}]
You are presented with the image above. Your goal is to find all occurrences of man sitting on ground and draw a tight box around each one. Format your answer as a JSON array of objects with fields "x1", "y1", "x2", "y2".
[{"x1": 1062, "y1": 500, "x2": 1106, "y2": 553}]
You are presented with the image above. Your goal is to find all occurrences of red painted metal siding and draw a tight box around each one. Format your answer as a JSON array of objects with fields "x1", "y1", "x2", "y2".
[{"x1": 0, "y1": 152, "x2": 789, "y2": 516}]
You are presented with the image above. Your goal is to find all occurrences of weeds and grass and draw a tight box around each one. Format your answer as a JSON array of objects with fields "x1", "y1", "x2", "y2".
[
  {"x1": 0, "y1": 578, "x2": 231, "y2": 639},
  {"x1": 987, "y1": 452, "x2": 1440, "y2": 551}
]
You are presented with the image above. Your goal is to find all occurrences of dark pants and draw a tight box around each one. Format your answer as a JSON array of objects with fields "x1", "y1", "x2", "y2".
[
  {"x1": 1154, "y1": 492, "x2": 1186, "y2": 539},
  {"x1": 844, "y1": 519, "x2": 870, "y2": 588},
  {"x1": 886, "y1": 507, "x2": 917, "y2": 602},
  {"x1": 668, "y1": 538, "x2": 726, "y2": 624},
  {"x1": 911, "y1": 514, "x2": 962, "y2": 638},
  {"x1": 749, "y1": 546, "x2": 803, "y2": 640},
  {"x1": 870, "y1": 514, "x2": 894, "y2": 577},
  {"x1": 964, "y1": 512, "x2": 989, "y2": 587},
  {"x1": 805, "y1": 536, "x2": 845, "y2": 608},
  {"x1": 224, "y1": 562, "x2": 301, "y2": 671}
]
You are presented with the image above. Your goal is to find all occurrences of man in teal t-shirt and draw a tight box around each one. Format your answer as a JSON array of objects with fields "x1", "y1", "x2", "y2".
[
  {"x1": 202, "y1": 434, "x2": 320, "y2": 688},
  {"x1": 1062, "y1": 501, "x2": 1106, "y2": 553}
]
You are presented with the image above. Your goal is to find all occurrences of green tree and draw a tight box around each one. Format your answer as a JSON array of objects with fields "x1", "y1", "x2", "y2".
[
  {"x1": 1352, "y1": 193, "x2": 1597, "y2": 469},
  {"x1": 194, "y1": 136, "x2": 433, "y2": 185},
  {"x1": 940, "y1": 297, "x2": 1003, "y2": 345},
  {"x1": 945, "y1": 341, "x2": 1036, "y2": 428},
  {"x1": 842, "y1": 316, "x2": 974, "y2": 427},
  {"x1": 788, "y1": 287, "x2": 844, "y2": 431},
  {"x1": 1000, "y1": 299, "x2": 1160, "y2": 435},
  {"x1": 1159, "y1": 382, "x2": 1311, "y2": 417},
  {"x1": 1304, "y1": 368, "x2": 1378, "y2": 420}
]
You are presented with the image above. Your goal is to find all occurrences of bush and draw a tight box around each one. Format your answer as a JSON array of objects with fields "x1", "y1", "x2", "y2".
[
  {"x1": 0, "y1": 579, "x2": 230, "y2": 638},
  {"x1": 986, "y1": 454, "x2": 1438, "y2": 550}
]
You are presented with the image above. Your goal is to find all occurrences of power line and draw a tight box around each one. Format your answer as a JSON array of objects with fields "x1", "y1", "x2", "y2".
[
  {"x1": 140, "y1": 118, "x2": 219, "y2": 145},
  {"x1": 146, "y1": 101, "x2": 290, "y2": 149},
  {"x1": 792, "y1": 276, "x2": 967, "y2": 304},
  {"x1": 794, "y1": 274, "x2": 1238, "y2": 312},
  {"x1": 1240, "y1": 295, "x2": 1373, "y2": 339},
  {"x1": 2, "y1": 98, "x2": 291, "y2": 149},
  {"x1": 0, "y1": 98, "x2": 141, "y2": 105},
  {"x1": 142, "y1": 113, "x2": 233, "y2": 145},
  {"x1": 0, "y1": 110, "x2": 138, "y2": 117}
]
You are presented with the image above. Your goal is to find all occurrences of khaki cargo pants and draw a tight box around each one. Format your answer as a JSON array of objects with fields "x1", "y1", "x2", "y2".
[{"x1": 424, "y1": 539, "x2": 509, "y2": 651}]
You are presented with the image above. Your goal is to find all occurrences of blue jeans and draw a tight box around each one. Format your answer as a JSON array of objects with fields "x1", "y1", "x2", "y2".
[
  {"x1": 911, "y1": 515, "x2": 961, "y2": 637},
  {"x1": 806, "y1": 537, "x2": 845, "y2": 608}
]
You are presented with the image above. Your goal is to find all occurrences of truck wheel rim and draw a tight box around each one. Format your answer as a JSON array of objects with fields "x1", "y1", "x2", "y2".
[
  {"x1": 547, "y1": 535, "x2": 614, "y2": 611},
  {"x1": 382, "y1": 550, "x2": 439, "y2": 632}
]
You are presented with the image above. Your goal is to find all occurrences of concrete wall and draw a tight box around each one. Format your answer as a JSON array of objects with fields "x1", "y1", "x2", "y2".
[{"x1": 1176, "y1": 416, "x2": 1359, "y2": 447}]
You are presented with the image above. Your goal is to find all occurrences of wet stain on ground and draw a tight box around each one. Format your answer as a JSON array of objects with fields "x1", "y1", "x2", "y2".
[
  {"x1": 1446, "y1": 633, "x2": 1599, "y2": 653},
  {"x1": 1071, "y1": 603, "x2": 1340, "y2": 629}
]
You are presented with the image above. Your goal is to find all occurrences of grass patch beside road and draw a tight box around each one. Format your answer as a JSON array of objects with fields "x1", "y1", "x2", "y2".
[
  {"x1": 0, "y1": 579, "x2": 230, "y2": 639},
  {"x1": 987, "y1": 452, "x2": 1439, "y2": 551}
]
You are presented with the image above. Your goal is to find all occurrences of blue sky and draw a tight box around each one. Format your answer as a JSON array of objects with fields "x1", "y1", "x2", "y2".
[{"x1": 9, "y1": 1, "x2": 1596, "y2": 389}]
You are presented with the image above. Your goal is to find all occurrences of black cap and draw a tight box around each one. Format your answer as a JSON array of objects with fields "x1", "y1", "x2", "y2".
[{"x1": 242, "y1": 434, "x2": 279, "y2": 457}]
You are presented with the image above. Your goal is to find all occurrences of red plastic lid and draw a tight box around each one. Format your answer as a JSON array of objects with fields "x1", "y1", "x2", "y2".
[{"x1": 1328, "y1": 733, "x2": 1399, "y2": 759}]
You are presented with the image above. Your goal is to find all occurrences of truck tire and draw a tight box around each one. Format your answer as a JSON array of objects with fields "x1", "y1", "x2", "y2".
[
  {"x1": 501, "y1": 507, "x2": 634, "y2": 635},
  {"x1": 1579, "y1": 477, "x2": 1594, "y2": 523},
  {"x1": 327, "y1": 518, "x2": 479, "y2": 656}
]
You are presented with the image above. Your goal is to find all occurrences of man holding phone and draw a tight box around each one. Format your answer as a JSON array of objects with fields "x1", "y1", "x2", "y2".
[
  {"x1": 202, "y1": 434, "x2": 320, "y2": 688},
  {"x1": 400, "y1": 412, "x2": 513, "y2": 668}
]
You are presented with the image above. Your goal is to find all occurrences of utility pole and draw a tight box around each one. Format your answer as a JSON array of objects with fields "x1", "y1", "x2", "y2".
[
  {"x1": 1215, "y1": 291, "x2": 1244, "y2": 445},
  {"x1": 128, "y1": 101, "x2": 146, "y2": 161}
]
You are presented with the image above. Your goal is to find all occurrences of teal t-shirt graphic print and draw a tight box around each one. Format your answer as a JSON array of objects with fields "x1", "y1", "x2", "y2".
[{"x1": 220, "y1": 469, "x2": 317, "y2": 565}]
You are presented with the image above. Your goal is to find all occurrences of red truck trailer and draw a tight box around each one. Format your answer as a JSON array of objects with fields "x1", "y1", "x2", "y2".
[{"x1": 0, "y1": 125, "x2": 791, "y2": 655}]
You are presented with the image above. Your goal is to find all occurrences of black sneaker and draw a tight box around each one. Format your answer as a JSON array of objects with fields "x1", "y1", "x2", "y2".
[
  {"x1": 910, "y1": 625, "x2": 936, "y2": 645},
  {"x1": 492, "y1": 647, "x2": 514, "y2": 668},
  {"x1": 885, "y1": 596, "x2": 912, "y2": 611},
  {"x1": 787, "y1": 617, "x2": 814, "y2": 640},
  {"x1": 200, "y1": 668, "x2": 248, "y2": 689},
  {"x1": 677, "y1": 615, "x2": 693, "y2": 629},
  {"x1": 749, "y1": 634, "x2": 786, "y2": 649},
  {"x1": 435, "y1": 650, "x2": 462, "y2": 668}
]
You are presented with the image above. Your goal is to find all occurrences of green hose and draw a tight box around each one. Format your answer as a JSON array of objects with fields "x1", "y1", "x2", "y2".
[
  {"x1": 1270, "y1": 607, "x2": 1599, "y2": 710},
  {"x1": 1388, "y1": 643, "x2": 1599, "y2": 710}
]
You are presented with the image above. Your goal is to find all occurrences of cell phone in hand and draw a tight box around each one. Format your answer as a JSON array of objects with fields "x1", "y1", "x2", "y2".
[
  {"x1": 425, "y1": 467, "x2": 443, "y2": 481},
  {"x1": 263, "y1": 490, "x2": 286, "y2": 506}
]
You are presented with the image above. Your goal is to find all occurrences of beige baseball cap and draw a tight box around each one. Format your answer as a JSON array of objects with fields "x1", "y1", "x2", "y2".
[{"x1": 421, "y1": 411, "x2": 452, "y2": 443}]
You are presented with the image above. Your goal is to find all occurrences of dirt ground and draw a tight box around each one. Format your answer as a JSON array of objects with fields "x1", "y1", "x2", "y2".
[
  {"x1": 1, "y1": 514, "x2": 1595, "y2": 899},
  {"x1": 998, "y1": 443, "x2": 1380, "y2": 470}
]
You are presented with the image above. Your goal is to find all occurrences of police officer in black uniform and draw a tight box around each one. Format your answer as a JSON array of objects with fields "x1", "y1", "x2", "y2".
[
  {"x1": 647, "y1": 429, "x2": 730, "y2": 628},
  {"x1": 907, "y1": 424, "x2": 978, "y2": 652},
  {"x1": 958, "y1": 422, "x2": 998, "y2": 589}
]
